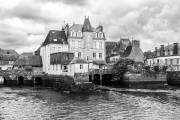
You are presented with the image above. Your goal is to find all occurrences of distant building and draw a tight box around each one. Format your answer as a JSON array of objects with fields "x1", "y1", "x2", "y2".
[
  {"x1": 13, "y1": 54, "x2": 43, "y2": 74},
  {"x1": 145, "y1": 43, "x2": 180, "y2": 71},
  {"x1": 106, "y1": 38, "x2": 144, "y2": 64},
  {"x1": 0, "y1": 48, "x2": 18, "y2": 70}
]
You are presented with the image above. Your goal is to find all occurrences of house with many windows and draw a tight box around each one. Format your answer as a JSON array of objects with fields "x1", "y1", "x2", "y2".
[
  {"x1": 65, "y1": 17, "x2": 106, "y2": 69},
  {"x1": 38, "y1": 17, "x2": 107, "y2": 76},
  {"x1": 145, "y1": 43, "x2": 180, "y2": 71}
]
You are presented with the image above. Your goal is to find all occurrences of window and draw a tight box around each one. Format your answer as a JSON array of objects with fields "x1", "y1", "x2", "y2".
[
  {"x1": 96, "y1": 42, "x2": 99, "y2": 49},
  {"x1": 99, "y1": 32, "x2": 103, "y2": 38},
  {"x1": 78, "y1": 52, "x2": 81, "y2": 58},
  {"x1": 71, "y1": 40, "x2": 75, "y2": 48},
  {"x1": 93, "y1": 53, "x2": 96, "y2": 58},
  {"x1": 63, "y1": 65, "x2": 68, "y2": 72},
  {"x1": 177, "y1": 58, "x2": 179, "y2": 64},
  {"x1": 93, "y1": 41, "x2": 96, "y2": 48},
  {"x1": 99, "y1": 53, "x2": 102, "y2": 59},
  {"x1": 77, "y1": 32, "x2": 82, "y2": 37},
  {"x1": 51, "y1": 47, "x2": 55, "y2": 53},
  {"x1": 99, "y1": 42, "x2": 103, "y2": 48},
  {"x1": 157, "y1": 59, "x2": 159, "y2": 64},
  {"x1": 170, "y1": 59, "x2": 173, "y2": 65},
  {"x1": 75, "y1": 41, "x2": 78, "y2": 48},
  {"x1": 58, "y1": 47, "x2": 61, "y2": 52},
  {"x1": 80, "y1": 64, "x2": 83, "y2": 69},
  {"x1": 78, "y1": 41, "x2": 81, "y2": 48},
  {"x1": 165, "y1": 59, "x2": 167, "y2": 65}
]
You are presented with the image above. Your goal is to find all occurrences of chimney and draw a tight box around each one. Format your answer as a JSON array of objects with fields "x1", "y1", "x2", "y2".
[
  {"x1": 97, "y1": 25, "x2": 103, "y2": 32},
  {"x1": 155, "y1": 47, "x2": 158, "y2": 57},
  {"x1": 160, "y1": 45, "x2": 165, "y2": 56},
  {"x1": 173, "y1": 43, "x2": 178, "y2": 55},
  {"x1": 132, "y1": 40, "x2": 140, "y2": 47}
]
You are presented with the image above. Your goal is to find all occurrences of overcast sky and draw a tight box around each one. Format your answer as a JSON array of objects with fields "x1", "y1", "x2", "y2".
[{"x1": 0, "y1": 0, "x2": 180, "y2": 54}]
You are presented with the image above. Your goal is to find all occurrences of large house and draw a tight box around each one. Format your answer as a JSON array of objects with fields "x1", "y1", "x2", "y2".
[
  {"x1": 145, "y1": 43, "x2": 180, "y2": 71},
  {"x1": 65, "y1": 17, "x2": 106, "y2": 69},
  {"x1": 39, "y1": 17, "x2": 107, "y2": 76},
  {"x1": 40, "y1": 30, "x2": 69, "y2": 74}
]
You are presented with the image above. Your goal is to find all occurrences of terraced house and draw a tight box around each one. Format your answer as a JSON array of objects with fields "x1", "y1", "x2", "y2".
[{"x1": 145, "y1": 43, "x2": 180, "y2": 71}]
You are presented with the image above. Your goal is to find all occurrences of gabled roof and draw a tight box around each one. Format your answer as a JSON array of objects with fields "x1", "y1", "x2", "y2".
[
  {"x1": 69, "y1": 24, "x2": 83, "y2": 32},
  {"x1": 14, "y1": 55, "x2": 42, "y2": 67},
  {"x1": 123, "y1": 46, "x2": 144, "y2": 63},
  {"x1": 70, "y1": 57, "x2": 88, "y2": 64},
  {"x1": 42, "y1": 30, "x2": 68, "y2": 46},
  {"x1": 0, "y1": 48, "x2": 19, "y2": 57}
]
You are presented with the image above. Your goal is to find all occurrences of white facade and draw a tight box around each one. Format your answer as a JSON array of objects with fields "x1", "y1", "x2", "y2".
[
  {"x1": 146, "y1": 56, "x2": 180, "y2": 71},
  {"x1": 40, "y1": 44, "x2": 68, "y2": 74},
  {"x1": 49, "y1": 63, "x2": 88, "y2": 76}
]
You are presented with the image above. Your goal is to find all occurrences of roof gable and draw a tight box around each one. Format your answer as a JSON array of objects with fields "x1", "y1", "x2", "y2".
[{"x1": 42, "y1": 30, "x2": 68, "y2": 46}]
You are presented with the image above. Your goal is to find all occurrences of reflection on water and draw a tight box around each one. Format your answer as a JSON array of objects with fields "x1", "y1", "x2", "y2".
[{"x1": 0, "y1": 87, "x2": 180, "y2": 120}]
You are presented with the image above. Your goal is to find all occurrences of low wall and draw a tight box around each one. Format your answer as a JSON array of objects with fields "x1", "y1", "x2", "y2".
[{"x1": 122, "y1": 72, "x2": 167, "y2": 89}]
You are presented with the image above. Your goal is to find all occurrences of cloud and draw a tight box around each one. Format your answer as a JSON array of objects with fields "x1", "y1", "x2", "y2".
[
  {"x1": 0, "y1": 0, "x2": 180, "y2": 53},
  {"x1": 37, "y1": 0, "x2": 89, "y2": 6}
]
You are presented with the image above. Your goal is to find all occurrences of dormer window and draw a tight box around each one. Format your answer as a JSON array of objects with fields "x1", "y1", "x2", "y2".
[
  {"x1": 96, "y1": 33, "x2": 98, "y2": 38},
  {"x1": 99, "y1": 32, "x2": 103, "y2": 38},
  {"x1": 73, "y1": 32, "x2": 76, "y2": 37},
  {"x1": 77, "y1": 32, "x2": 82, "y2": 37},
  {"x1": 70, "y1": 31, "x2": 73, "y2": 37}
]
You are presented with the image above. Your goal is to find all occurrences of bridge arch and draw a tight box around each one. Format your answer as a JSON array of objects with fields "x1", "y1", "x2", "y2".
[
  {"x1": 18, "y1": 76, "x2": 24, "y2": 85},
  {"x1": 34, "y1": 77, "x2": 43, "y2": 85}
]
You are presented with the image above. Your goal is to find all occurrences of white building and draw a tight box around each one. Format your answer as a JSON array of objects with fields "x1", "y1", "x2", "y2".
[
  {"x1": 40, "y1": 30, "x2": 69, "y2": 74},
  {"x1": 145, "y1": 43, "x2": 180, "y2": 71}
]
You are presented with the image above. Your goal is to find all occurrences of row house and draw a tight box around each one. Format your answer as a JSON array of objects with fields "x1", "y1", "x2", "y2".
[{"x1": 145, "y1": 43, "x2": 180, "y2": 71}]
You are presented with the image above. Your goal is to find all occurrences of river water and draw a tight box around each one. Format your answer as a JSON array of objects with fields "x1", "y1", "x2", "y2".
[{"x1": 0, "y1": 87, "x2": 180, "y2": 120}]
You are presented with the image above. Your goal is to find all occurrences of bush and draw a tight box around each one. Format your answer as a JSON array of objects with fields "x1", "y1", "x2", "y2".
[{"x1": 111, "y1": 58, "x2": 134, "y2": 81}]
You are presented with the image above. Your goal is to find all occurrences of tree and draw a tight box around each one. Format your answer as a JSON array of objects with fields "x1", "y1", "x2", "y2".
[{"x1": 111, "y1": 58, "x2": 134, "y2": 82}]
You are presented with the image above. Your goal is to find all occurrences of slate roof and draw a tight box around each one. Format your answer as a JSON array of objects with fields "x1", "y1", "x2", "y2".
[
  {"x1": 70, "y1": 57, "x2": 88, "y2": 64},
  {"x1": 14, "y1": 55, "x2": 42, "y2": 67},
  {"x1": 0, "y1": 54, "x2": 17, "y2": 61},
  {"x1": 42, "y1": 30, "x2": 68, "y2": 46},
  {"x1": 0, "y1": 48, "x2": 19, "y2": 57},
  {"x1": 69, "y1": 24, "x2": 83, "y2": 32},
  {"x1": 122, "y1": 46, "x2": 144, "y2": 63},
  {"x1": 50, "y1": 52, "x2": 74, "y2": 65},
  {"x1": 82, "y1": 17, "x2": 93, "y2": 32}
]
